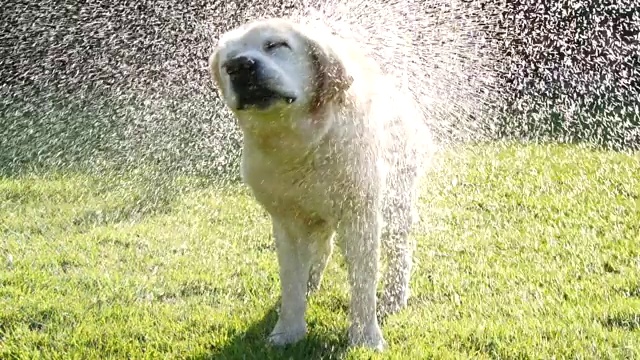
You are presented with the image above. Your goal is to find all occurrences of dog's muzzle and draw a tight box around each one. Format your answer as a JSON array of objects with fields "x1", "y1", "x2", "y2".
[{"x1": 223, "y1": 56, "x2": 296, "y2": 110}]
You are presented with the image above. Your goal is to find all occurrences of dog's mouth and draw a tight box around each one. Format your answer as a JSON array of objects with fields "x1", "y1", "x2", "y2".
[
  {"x1": 235, "y1": 87, "x2": 297, "y2": 111},
  {"x1": 231, "y1": 78, "x2": 297, "y2": 111}
]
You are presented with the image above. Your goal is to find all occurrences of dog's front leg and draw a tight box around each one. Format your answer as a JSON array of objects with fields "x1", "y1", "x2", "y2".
[
  {"x1": 268, "y1": 218, "x2": 310, "y2": 346},
  {"x1": 339, "y1": 206, "x2": 386, "y2": 351}
]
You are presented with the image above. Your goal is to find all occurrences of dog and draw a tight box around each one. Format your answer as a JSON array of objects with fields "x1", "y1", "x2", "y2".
[{"x1": 209, "y1": 18, "x2": 434, "y2": 351}]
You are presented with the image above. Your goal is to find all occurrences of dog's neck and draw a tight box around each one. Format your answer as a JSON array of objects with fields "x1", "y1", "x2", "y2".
[{"x1": 235, "y1": 109, "x2": 335, "y2": 159}]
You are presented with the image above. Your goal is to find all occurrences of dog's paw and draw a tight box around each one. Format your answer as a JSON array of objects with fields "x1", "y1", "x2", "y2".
[
  {"x1": 348, "y1": 323, "x2": 387, "y2": 352},
  {"x1": 268, "y1": 321, "x2": 307, "y2": 346}
]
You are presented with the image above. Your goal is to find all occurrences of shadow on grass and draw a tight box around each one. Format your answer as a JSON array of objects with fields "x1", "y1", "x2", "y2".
[{"x1": 193, "y1": 305, "x2": 348, "y2": 360}]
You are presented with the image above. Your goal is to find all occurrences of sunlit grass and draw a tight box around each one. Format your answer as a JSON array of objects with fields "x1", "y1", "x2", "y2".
[{"x1": 1, "y1": 143, "x2": 639, "y2": 359}]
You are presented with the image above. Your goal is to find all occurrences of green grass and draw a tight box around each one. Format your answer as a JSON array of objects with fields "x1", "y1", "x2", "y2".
[{"x1": 1, "y1": 143, "x2": 639, "y2": 359}]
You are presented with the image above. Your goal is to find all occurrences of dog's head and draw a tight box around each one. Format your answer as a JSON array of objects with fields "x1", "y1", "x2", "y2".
[{"x1": 209, "y1": 18, "x2": 353, "y2": 117}]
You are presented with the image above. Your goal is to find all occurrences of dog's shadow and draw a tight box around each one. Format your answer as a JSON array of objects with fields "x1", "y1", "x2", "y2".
[{"x1": 191, "y1": 304, "x2": 349, "y2": 360}]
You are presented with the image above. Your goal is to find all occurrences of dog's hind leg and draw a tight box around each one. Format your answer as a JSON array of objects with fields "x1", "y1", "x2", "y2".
[
  {"x1": 307, "y1": 231, "x2": 334, "y2": 295},
  {"x1": 379, "y1": 174, "x2": 420, "y2": 317}
]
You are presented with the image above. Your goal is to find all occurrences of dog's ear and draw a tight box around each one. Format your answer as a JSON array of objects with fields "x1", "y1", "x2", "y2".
[
  {"x1": 208, "y1": 48, "x2": 223, "y2": 91},
  {"x1": 306, "y1": 36, "x2": 353, "y2": 114}
]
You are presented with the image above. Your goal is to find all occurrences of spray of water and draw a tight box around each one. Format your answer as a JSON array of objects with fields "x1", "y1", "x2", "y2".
[
  {"x1": 284, "y1": 0, "x2": 506, "y2": 146},
  {"x1": 3, "y1": 0, "x2": 636, "y2": 181},
  {"x1": 0, "y1": 0, "x2": 638, "y2": 354},
  {"x1": 0, "y1": 0, "x2": 635, "y2": 235}
]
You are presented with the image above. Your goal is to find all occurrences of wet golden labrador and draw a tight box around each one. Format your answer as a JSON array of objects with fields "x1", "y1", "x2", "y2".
[{"x1": 209, "y1": 18, "x2": 434, "y2": 351}]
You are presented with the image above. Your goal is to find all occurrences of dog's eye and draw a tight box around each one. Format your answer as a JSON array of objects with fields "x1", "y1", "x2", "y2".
[{"x1": 264, "y1": 40, "x2": 290, "y2": 51}]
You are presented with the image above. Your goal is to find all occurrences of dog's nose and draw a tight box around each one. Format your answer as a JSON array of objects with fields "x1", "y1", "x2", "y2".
[{"x1": 223, "y1": 56, "x2": 257, "y2": 75}]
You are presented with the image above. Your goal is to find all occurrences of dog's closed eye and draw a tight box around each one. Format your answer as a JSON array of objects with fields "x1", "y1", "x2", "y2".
[{"x1": 264, "y1": 40, "x2": 290, "y2": 52}]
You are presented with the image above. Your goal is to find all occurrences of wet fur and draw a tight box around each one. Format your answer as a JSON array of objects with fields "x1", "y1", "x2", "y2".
[{"x1": 209, "y1": 18, "x2": 433, "y2": 351}]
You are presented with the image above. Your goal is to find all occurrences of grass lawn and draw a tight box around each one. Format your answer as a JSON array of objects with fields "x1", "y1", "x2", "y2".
[{"x1": 1, "y1": 143, "x2": 639, "y2": 359}]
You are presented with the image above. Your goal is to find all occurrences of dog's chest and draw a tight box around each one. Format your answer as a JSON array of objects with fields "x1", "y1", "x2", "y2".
[{"x1": 241, "y1": 148, "x2": 345, "y2": 220}]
